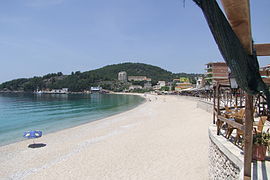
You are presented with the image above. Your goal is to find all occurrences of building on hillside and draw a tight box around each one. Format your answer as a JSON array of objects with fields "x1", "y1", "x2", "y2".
[
  {"x1": 175, "y1": 82, "x2": 193, "y2": 91},
  {"x1": 205, "y1": 62, "x2": 229, "y2": 84},
  {"x1": 167, "y1": 82, "x2": 173, "y2": 91},
  {"x1": 49, "y1": 88, "x2": 68, "y2": 94},
  {"x1": 144, "y1": 82, "x2": 152, "y2": 89},
  {"x1": 118, "y1": 71, "x2": 127, "y2": 82},
  {"x1": 196, "y1": 77, "x2": 204, "y2": 89},
  {"x1": 129, "y1": 85, "x2": 143, "y2": 91},
  {"x1": 179, "y1": 77, "x2": 190, "y2": 83},
  {"x1": 128, "y1": 76, "x2": 151, "y2": 82},
  {"x1": 91, "y1": 86, "x2": 102, "y2": 93},
  {"x1": 173, "y1": 77, "x2": 193, "y2": 91},
  {"x1": 153, "y1": 81, "x2": 166, "y2": 90},
  {"x1": 158, "y1": 81, "x2": 166, "y2": 87},
  {"x1": 260, "y1": 64, "x2": 270, "y2": 77},
  {"x1": 260, "y1": 64, "x2": 270, "y2": 85},
  {"x1": 173, "y1": 77, "x2": 190, "y2": 83}
]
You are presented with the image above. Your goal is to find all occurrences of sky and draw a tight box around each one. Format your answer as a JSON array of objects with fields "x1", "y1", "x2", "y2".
[{"x1": 0, "y1": 0, "x2": 269, "y2": 83}]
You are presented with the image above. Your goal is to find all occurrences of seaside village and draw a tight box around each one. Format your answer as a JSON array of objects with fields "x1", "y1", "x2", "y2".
[
  {"x1": 2, "y1": 1, "x2": 270, "y2": 180},
  {"x1": 117, "y1": 62, "x2": 270, "y2": 95},
  {"x1": 35, "y1": 62, "x2": 270, "y2": 97}
]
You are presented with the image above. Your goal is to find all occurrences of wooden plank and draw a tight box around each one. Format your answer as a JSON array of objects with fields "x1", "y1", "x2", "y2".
[
  {"x1": 221, "y1": 0, "x2": 252, "y2": 54},
  {"x1": 244, "y1": 94, "x2": 254, "y2": 180},
  {"x1": 254, "y1": 44, "x2": 270, "y2": 56},
  {"x1": 213, "y1": 86, "x2": 216, "y2": 124},
  {"x1": 217, "y1": 84, "x2": 221, "y2": 135},
  {"x1": 218, "y1": 115, "x2": 244, "y2": 131},
  {"x1": 217, "y1": 84, "x2": 220, "y2": 116}
]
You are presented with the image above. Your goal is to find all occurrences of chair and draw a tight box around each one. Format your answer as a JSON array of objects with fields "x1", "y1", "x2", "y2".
[
  {"x1": 235, "y1": 116, "x2": 268, "y2": 146},
  {"x1": 225, "y1": 108, "x2": 245, "y2": 139},
  {"x1": 224, "y1": 105, "x2": 233, "y2": 118},
  {"x1": 226, "y1": 109, "x2": 245, "y2": 138},
  {"x1": 217, "y1": 106, "x2": 231, "y2": 135},
  {"x1": 254, "y1": 116, "x2": 267, "y2": 133},
  {"x1": 234, "y1": 117, "x2": 244, "y2": 145}
]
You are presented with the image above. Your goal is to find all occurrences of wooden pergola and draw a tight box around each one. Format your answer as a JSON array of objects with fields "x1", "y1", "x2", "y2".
[{"x1": 217, "y1": 1, "x2": 269, "y2": 179}]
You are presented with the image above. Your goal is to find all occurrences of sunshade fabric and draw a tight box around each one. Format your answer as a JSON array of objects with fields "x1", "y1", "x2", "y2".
[
  {"x1": 23, "y1": 130, "x2": 42, "y2": 139},
  {"x1": 193, "y1": 0, "x2": 270, "y2": 110}
]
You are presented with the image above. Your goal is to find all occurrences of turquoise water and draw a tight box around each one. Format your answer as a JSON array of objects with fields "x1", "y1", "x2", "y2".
[{"x1": 0, "y1": 93, "x2": 145, "y2": 146}]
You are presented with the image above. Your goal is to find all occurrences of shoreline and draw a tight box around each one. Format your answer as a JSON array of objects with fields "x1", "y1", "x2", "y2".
[
  {"x1": 0, "y1": 95, "x2": 211, "y2": 179},
  {"x1": 0, "y1": 93, "x2": 146, "y2": 147}
]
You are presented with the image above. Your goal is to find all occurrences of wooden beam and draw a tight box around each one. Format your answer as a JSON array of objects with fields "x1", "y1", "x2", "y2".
[
  {"x1": 218, "y1": 115, "x2": 244, "y2": 131},
  {"x1": 254, "y1": 44, "x2": 270, "y2": 56},
  {"x1": 243, "y1": 94, "x2": 254, "y2": 180},
  {"x1": 213, "y1": 86, "x2": 216, "y2": 124},
  {"x1": 217, "y1": 84, "x2": 221, "y2": 135},
  {"x1": 221, "y1": 1, "x2": 255, "y2": 179},
  {"x1": 221, "y1": 0, "x2": 252, "y2": 54}
]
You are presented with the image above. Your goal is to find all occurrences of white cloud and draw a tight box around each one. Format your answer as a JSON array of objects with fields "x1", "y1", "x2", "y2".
[{"x1": 25, "y1": 0, "x2": 65, "y2": 7}]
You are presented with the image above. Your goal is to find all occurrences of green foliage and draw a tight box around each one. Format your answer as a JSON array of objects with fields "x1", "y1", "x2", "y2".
[
  {"x1": 0, "y1": 63, "x2": 203, "y2": 92},
  {"x1": 160, "y1": 86, "x2": 170, "y2": 91},
  {"x1": 253, "y1": 130, "x2": 270, "y2": 148},
  {"x1": 0, "y1": 78, "x2": 28, "y2": 91},
  {"x1": 43, "y1": 72, "x2": 63, "y2": 79},
  {"x1": 130, "y1": 80, "x2": 147, "y2": 87}
]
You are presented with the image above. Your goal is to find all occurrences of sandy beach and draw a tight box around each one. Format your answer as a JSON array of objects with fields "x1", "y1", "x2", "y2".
[{"x1": 0, "y1": 95, "x2": 211, "y2": 180}]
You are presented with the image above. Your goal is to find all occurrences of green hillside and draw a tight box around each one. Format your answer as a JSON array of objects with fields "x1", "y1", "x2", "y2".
[
  {"x1": 88, "y1": 63, "x2": 173, "y2": 82},
  {"x1": 0, "y1": 63, "x2": 202, "y2": 92}
]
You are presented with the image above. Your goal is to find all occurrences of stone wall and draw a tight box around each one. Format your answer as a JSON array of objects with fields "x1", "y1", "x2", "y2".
[
  {"x1": 209, "y1": 137, "x2": 241, "y2": 180},
  {"x1": 196, "y1": 100, "x2": 243, "y2": 180}
]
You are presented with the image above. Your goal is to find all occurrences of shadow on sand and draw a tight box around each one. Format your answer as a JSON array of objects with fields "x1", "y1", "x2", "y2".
[{"x1": 28, "y1": 143, "x2": 46, "y2": 148}]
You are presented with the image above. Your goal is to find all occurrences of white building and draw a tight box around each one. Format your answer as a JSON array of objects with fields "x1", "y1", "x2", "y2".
[
  {"x1": 129, "y1": 85, "x2": 142, "y2": 90},
  {"x1": 128, "y1": 76, "x2": 151, "y2": 81},
  {"x1": 196, "y1": 77, "x2": 203, "y2": 89},
  {"x1": 50, "y1": 88, "x2": 68, "y2": 94},
  {"x1": 91, "y1": 86, "x2": 102, "y2": 92},
  {"x1": 153, "y1": 81, "x2": 166, "y2": 90},
  {"x1": 144, "y1": 82, "x2": 152, "y2": 89},
  {"x1": 158, "y1": 81, "x2": 166, "y2": 87},
  {"x1": 118, "y1": 71, "x2": 127, "y2": 82}
]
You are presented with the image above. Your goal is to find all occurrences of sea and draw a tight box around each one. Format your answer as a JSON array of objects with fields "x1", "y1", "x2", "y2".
[{"x1": 0, "y1": 93, "x2": 145, "y2": 146}]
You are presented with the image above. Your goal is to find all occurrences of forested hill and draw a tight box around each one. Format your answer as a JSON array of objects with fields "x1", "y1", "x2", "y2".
[
  {"x1": 89, "y1": 63, "x2": 173, "y2": 82},
  {"x1": 0, "y1": 63, "x2": 202, "y2": 92}
]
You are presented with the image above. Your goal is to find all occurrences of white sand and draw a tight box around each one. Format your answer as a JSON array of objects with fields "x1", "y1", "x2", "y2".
[{"x1": 0, "y1": 95, "x2": 212, "y2": 180}]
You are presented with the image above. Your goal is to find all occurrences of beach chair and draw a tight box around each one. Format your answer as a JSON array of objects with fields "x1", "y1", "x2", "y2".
[
  {"x1": 253, "y1": 116, "x2": 268, "y2": 133},
  {"x1": 226, "y1": 108, "x2": 245, "y2": 139},
  {"x1": 224, "y1": 105, "x2": 233, "y2": 118},
  {"x1": 234, "y1": 117, "x2": 244, "y2": 145},
  {"x1": 234, "y1": 116, "x2": 267, "y2": 146}
]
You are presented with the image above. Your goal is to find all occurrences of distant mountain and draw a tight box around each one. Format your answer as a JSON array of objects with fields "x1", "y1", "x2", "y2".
[{"x1": 0, "y1": 62, "x2": 202, "y2": 92}]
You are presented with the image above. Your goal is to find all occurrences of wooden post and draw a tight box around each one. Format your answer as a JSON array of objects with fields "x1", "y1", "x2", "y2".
[
  {"x1": 235, "y1": 90, "x2": 238, "y2": 108},
  {"x1": 230, "y1": 92, "x2": 232, "y2": 107},
  {"x1": 213, "y1": 86, "x2": 216, "y2": 124},
  {"x1": 217, "y1": 85, "x2": 221, "y2": 135},
  {"x1": 221, "y1": 1, "x2": 253, "y2": 178},
  {"x1": 244, "y1": 94, "x2": 253, "y2": 180},
  {"x1": 240, "y1": 90, "x2": 243, "y2": 107}
]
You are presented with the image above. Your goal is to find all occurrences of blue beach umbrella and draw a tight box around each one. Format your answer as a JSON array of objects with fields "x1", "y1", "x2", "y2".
[{"x1": 23, "y1": 130, "x2": 42, "y2": 144}]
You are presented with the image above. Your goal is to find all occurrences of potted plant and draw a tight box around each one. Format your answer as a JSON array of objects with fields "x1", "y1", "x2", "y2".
[{"x1": 252, "y1": 129, "x2": 270, "y2": 161}]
